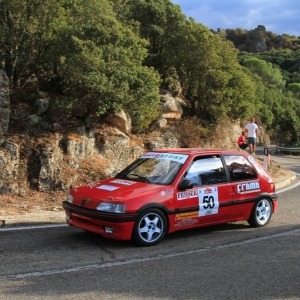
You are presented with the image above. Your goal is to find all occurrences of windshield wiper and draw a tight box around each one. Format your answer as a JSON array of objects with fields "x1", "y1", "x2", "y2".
[
  {"x1": 115, "y1": 172, "x2": 126, "y2": 179},
  {"x1": 129, "y1": 173, "x2": 150, "y2": 183}
]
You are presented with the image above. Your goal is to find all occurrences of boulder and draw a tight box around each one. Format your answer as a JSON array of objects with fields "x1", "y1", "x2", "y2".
[
  {"x1": 150, "y1": 118, "x2": 168, "y2": 130},
  {"x1": 105, "y1": 109, "x2": 132, "y2": 134},
  {"x1": 35, "y1": 97, "x2": 50, "y2": 115},
  {"x1": 159, "y1": 90, "x2": 183, "y2": 119}
]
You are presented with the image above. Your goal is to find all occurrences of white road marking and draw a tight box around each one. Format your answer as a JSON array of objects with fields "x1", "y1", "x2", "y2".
[
  {"x1": 0, "y1": 224, "x2": 67, "y2": 232},
  {"x1": 0, "y1": 228, "x2": 299, "y2": 281}
]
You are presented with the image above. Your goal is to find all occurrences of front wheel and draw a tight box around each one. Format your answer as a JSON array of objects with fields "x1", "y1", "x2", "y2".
[
  {"x1": 248, "y1": 198, "x2": 273, "y2": 227},
  {"x1": 132, "y1": 209, "x2": 167, "y2": 246}
]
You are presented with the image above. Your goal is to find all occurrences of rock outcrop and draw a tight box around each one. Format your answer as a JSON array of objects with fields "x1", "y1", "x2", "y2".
[
  {"x1": 0, "y1": 69, "x2": 10, "y2": 138},
  {"x1": 248, "y1": 25, "x2": 268, "y2": 53},
  {"x1": 0, "y1": 142, "x2": 25, "y2": 195}
]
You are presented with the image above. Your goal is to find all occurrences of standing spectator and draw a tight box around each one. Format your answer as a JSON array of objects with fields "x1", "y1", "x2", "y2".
[
  {"x1": 245, "y1": 117, "x2": 258, "y2": 155},
  {"x1": 237, "y1": 131, "x2": 248, "y2": 150}
]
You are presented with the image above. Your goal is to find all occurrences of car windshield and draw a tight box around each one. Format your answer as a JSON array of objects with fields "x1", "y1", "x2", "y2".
[{"x1": 116, "y1": 152, "x2": 189, "y2": 185}]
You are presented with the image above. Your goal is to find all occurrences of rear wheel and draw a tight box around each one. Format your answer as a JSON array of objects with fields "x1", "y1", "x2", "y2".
[
  {"x1": 132, "y1": 209, "x2": 167, "y2": 246},
  {"x1": 248, "y1": 198, "x2": 272, "y2": 227}
]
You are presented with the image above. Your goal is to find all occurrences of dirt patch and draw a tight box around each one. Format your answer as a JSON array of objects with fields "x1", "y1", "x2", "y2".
[{"x1": 0, "y1": 190, "x2": 66, "y2": 216}]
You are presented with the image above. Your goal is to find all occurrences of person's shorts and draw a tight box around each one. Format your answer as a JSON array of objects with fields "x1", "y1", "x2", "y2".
[
  {"x1": 247, "y1": 137, "x2": 256, "y2": 145},
  {"x1": 239, "y1": 144, "x2": 248, "y2": 150}
]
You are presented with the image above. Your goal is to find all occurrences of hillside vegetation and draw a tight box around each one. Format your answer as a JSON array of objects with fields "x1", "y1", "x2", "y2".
[{"x1": 1, "y1": 0, "x2": 300, "y2": 145}]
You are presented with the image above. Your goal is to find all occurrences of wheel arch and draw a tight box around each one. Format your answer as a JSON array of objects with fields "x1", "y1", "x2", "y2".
[
  {"x1": 254, "y1": 193, "x2": 275, "y2": 211},
  {"x1": 135, "y1": 203, "x2": 172, "y2": 216}
]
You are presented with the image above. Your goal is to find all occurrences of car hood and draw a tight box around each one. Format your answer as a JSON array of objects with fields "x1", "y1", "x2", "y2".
[{"x1": 70, "y1": 177, "x2": 161, "y2": 209}]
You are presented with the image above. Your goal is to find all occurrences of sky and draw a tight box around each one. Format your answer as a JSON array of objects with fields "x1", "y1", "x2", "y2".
[{"x1": 171, "y1": 0, "x2": 300, "y2": 37}]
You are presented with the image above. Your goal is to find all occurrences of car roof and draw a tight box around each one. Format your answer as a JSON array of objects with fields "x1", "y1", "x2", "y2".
[{"x1": 150, "y1": 148, "x2": 247, "y2": 156}]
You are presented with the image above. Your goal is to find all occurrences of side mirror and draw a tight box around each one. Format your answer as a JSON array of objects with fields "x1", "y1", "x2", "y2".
[{"x1": 178, "y1": 179, "x2": 194, "y2": 190}]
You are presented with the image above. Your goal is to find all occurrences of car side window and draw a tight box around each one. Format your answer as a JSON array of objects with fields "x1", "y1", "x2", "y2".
[
  {"x1": 184, "y1": 155, "x2": 226, "y2": 187},
  {"x1": 223, "y1": 155, "x2": 257, "y2": 182}
]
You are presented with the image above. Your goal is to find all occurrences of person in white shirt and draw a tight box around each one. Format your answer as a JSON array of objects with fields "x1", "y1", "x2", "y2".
[{"x1": 245, "y1": 117, "x2": 258, "y2": 155}]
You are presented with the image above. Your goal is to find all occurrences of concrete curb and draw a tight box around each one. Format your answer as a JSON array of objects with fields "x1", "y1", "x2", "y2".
[
  {"x1": 1, "y1": 211, "x2": 65, "y2": 227},
  {"x1": 0, "y1": 172, "x2": 298, "y2": 228},
  {"x1": 274, "y1": 173, "x2": 297, "y2": 189}
]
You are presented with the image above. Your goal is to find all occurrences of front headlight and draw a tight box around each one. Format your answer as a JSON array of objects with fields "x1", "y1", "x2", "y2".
[
  {"x1": 66, "y1": 194, "x2": 73, "y2": 203},
  {"x1": 96, "y1": 202, "x2": 126, "y2": 213}
]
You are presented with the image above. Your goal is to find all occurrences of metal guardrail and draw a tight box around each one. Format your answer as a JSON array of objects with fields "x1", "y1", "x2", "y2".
[{"x1": 276, "y1": 146, "x2": 300, "y2": 153}]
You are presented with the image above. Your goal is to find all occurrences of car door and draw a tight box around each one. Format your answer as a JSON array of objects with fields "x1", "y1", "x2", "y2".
[
  {"x1": 172, "y1": 155, "x2": 233, "y2": 230},
  {"x1": 222, "y1": 154, "x2": 260, "y2": 221}
]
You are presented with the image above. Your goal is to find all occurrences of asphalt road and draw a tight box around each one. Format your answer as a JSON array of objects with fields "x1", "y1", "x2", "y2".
[
  {"x1": 0, "y1": 148, "x2": 299, "y2": 300},
  {"x1": 257, "y1": 145, "x2": 300, "y2": 174}
]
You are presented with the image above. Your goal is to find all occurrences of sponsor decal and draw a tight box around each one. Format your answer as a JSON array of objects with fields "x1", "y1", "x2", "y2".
[
  {"x1": 88, "y1": 182, "x2": 97, "y2": 188},
  {"x1": 96, "y1": 185, "x2": 119, "y2": 191},
  {"x1": 161, "y1": 191, "x2": 165, "y2": 196},
  {"x1": 110, "y1": 179, "x2": 136, "y2": 186},
  {"x1": 174, "y1": 219, "x2": 199, "y2": 227},
  {"x1": 140, "y1": 152, "x2": 189, "y2": 164},
  {"x1": 177, "y1": 189, "x2": 198, "y2": 200},
  {"x1": 175, "y1": 211, "x2": 199, "y2": 227},
  {"x1": 198, "y1": 187, "x2": 219, "y2": 216},
  {"x1": 237, "y1": 182, "x2": 260, "y2": 194},
  {"x1": 204, "y1": 188, "x2": 212, "y2": 194},
  {"x1": 248, "y1": 156, "x2": 255, "y2": 163},
  {"x1": 175, "y1": 211, "x2": 198, "y2": 220}
]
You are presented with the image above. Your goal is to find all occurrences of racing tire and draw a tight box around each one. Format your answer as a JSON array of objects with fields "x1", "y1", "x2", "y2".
[
  {"x1": 248, "y1": 198, "x2": 273, "y2": 227},
  {"x1": 132, "y1": 208, "x2": 168, "y2": 246}
]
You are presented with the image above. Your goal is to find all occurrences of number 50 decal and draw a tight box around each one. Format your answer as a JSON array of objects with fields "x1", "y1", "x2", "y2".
[{"x1": 198, "y1": 187, "x2": 219, "y2": 216}]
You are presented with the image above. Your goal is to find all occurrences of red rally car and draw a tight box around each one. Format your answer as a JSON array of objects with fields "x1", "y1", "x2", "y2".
[{"x1": 62, "y1": 149, "x2": 278, "y2": 246}]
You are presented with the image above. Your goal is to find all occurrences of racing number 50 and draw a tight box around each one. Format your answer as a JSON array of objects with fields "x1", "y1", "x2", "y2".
[{"x1": 203, "y1": 195, "x2": 214, "y2": 209}]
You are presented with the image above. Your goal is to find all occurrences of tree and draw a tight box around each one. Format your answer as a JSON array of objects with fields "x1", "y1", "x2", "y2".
[
  {"x1": 241, "y1": 57, "x2": 286, "y2": 90},
  {"x1": 273, "y1": 94, "x2": 300, "y2": 145},
  {"x1": 165, "y1": 19, "x2": 256, "y2": 124},
  {"x1": 239, "y1": 49, "x2": 300, "y2": 85},
  {"x1": 0, "y1": 0, "x2": 161, "y2": 131},
  {"x1": 225, "y1": 68, "x2": 259, "y2": 121},
  {"x1": 126, "y1": 0, "x2": 186, "y2": 70},
  {"x1": 0, "y1": 0, "x2": 66, "y2": 87},
  {"x1": 52, "y1": 1, "x2": 159, "y2": 123},
  {"x1": 287, "y1": 83, "x2": 300, "y2": 99}
]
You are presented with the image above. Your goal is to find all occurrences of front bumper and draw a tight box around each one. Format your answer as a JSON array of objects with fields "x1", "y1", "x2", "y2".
[{"x1": 63, "y1": 201, "x2": 137, "y2": 240}]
